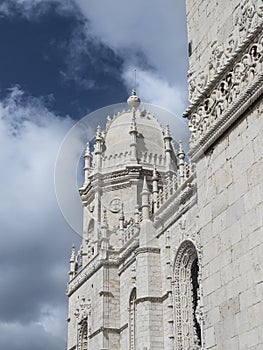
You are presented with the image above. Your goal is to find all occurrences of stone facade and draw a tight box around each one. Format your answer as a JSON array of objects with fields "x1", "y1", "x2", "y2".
[{"x1": 66, "y1": 1, "x2": 262, "y2": 349}]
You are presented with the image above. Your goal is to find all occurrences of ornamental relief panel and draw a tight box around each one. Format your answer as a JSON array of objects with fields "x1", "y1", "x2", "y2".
[
  {"x1": 74, "y1": 296, "x2": 92, "y2": 350},
  {"x1": 173, "y1": 241, "x2": 204, "y2": 350},
  {"x1": 188, "y1": 0, "x2": 262, "y2": 104},
  {"x1": 187, "y1": 32, "x2": 262, "y2": 149}
]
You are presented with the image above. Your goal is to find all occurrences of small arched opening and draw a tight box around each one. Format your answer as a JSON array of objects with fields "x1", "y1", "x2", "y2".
[
  {"x1": 129, "y1": 288, "x2": 137, "y2": 350},
  {"x1": 173, "y1": 240, "x2": 202, "y2": 349}
]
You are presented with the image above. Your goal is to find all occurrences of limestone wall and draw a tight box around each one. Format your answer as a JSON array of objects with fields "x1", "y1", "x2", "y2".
[
  {"x1": 67, "y1": 265, "x2": 120, "y2": 350},
  {"x1": 196, "y1": 99, "x2": 263, "y2": 349}
]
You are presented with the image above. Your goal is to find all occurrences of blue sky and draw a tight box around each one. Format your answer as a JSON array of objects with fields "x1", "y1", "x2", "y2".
[{"x1": 0, "y1": 1, "x2": 189, "y2": 349}]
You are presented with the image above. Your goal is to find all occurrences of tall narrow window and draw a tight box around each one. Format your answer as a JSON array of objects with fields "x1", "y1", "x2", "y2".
[
  {"x1": 81, "y1": 322, "x2": 88, "y2": 350},
  {"x1": 173, "y1": 240, "x2": 202, "y2": 349},
  {"x1": 77, "y1": 321, "x2": 88, "y2": 350},
  {"x1": 191, "y1": 258, "x2": 201, "y2": 346},
  {"x1": 129, "y1": 288, "x2": 137, "y2": 350}
]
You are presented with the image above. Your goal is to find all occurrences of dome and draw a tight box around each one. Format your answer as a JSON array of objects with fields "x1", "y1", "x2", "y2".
[{"x1": 103, "y1": 108, "x2": 165, "y2": 161}]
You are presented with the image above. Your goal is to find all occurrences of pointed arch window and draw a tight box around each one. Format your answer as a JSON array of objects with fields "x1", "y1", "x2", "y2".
[
  {"x1": 80, "y1": 322, "x2": 88, "y2": 350},
  {"x1": 129, "y1": 288, "x2": 137, "y2": 350},
  {"x1": 173, "y1": 240, "x2": 202, "y2": 349},
  {"x1": 77, "y1": 320, "x2": 88, "y2": 350}
]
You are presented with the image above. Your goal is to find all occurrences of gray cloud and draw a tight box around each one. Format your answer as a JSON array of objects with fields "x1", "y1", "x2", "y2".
[
  {"x1": 0, "y1": 0, "x2": 189, "y2": 114},
  {"x1": 0, "y1": 87, "x2": 81, "y2": 348},
  {"x1": 72, "y1": 0, "x2": 189, "y2": 112}
]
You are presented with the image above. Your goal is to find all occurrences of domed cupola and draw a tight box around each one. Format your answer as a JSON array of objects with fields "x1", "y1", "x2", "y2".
[
  {"x1": 97, "y1": 90, "x2": 176, "y2": 173},
  {"x1": 79, "y1": 90, "x2": 185, "y2": 264}
]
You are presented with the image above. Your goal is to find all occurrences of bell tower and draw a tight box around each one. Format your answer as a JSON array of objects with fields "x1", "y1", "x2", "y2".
[{"x1": 66, "y1": 90, "x2": 186, "y2": 350}]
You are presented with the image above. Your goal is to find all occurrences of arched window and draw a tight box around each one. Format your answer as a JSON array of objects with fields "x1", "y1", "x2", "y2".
[
  {"x1": 173, "y1": 240, "x2": 202, "y2": 350},
  {"x1": 81, "y1": 322, "x2": 88, "y2": 350},
  {"x1": 129, "y1": 288, "x2": 137, "y2": 350},
  {"x1": 78, "y1": 321, "x2": 88, "y2": 350}
]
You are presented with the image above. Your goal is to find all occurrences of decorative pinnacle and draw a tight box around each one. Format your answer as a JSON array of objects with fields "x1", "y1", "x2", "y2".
[
  {"x1": 70, "y1": 244, "x2": 75, "y2": 262},
  {"x1": 127, "y1": 88, "x2": 141, "y2": 108},
  {"x1": 84, "y1": 142, "x2": 90, "y2": 157},
  {"x1": 164, "y1": 124, "x2": 172, "y2": 139},
  {"x1": 178, "y1": 140, "x2": 185, "y2": 159},
  {"x1": 130, "y1": 113, "x2": 137, "y2": 133},
  {"x1": 142, "y1": 176, "x2": 149, "y2": 193},
  {"x1": 96, "y1": 125, "x2": 102, "y2": 140},
  {"x1": 152, "y1": 165, "x2": 158, "y2": 181}
]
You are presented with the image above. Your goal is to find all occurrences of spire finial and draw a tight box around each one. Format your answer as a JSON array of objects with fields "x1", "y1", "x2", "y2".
[
  {"x1": 178, "y1": 140, "x2": 185, "y2": 159},
  {"x1": 142, "y1": 176, "x2": 149, "y2": 192},
  {"x1": 70, "y1": 244, "x2": 75, "y2": 262},
  {"x1": 96, "y1": 125, "x2": 102, "y2": 140},
  {"x1": 164, "y1": 124, "x2": 171, "y2": 138},
  {"x1": 84, "y1": 142, "x2": 90, "y2": 157},
  {"x1": 127, "y1": 70, "x2": 141, "y2": 108}
]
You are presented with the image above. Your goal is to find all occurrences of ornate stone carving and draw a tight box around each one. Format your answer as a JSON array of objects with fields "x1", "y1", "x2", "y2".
[
  {"x1": 188, "y1": 1, "x2": 262, "y2": 103},
  {"x1": 74, "y1": 296, "x2": 92, "y2": 350},
  {"x1": 109, "y1": 198, "x2": 121, "y2": 213},
  {"x1": 173, "y1": 241, "x2": 204, "y2": 350},
  {"x1": 185, "y1": 30, "x2": 262, "y2": 159}
]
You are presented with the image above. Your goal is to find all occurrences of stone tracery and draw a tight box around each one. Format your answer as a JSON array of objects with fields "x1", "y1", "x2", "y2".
[{"x1": 173, "y1": 241, "x2": 203, "y2": 350}]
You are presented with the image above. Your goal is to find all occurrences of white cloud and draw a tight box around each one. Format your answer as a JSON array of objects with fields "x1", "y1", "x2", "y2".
[
  {"x1": 72, "y1": 0, "x2": 189, "y2": 113},
  {"x1": 123, "y1": 67, "x2": 186, "y2": 115},
  {"x1": 0, "y1": 87, "x2": 80, "y2": 349},
  {"x1": 0, "y1": 0, "x2": 189, "y2": 114},
  {"x1": 74, "y1": 0, "x2": 188, "y2": 83}
]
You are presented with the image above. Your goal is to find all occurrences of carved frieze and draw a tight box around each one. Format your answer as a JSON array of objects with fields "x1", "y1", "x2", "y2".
[
  {"x1": 188, "y1": 0, "x2": 262, "y2": 104},
  {"x1": 185, "y1": 28, "x2": 262, "y2": 160}
]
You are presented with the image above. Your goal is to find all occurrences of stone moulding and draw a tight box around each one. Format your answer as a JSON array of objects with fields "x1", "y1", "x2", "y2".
[
  {"x1": 67, "y1": 240, "x2": 140, "y2": 295},
  {"x1": 89, "y1": 326, "x2": 122, "y2": 339},
  {"x1": 135, "y1": 292, "x2": 169, "y2": 305},
  {"x1": 184, "y1": 26, "x2": 262, "y2": 161}
]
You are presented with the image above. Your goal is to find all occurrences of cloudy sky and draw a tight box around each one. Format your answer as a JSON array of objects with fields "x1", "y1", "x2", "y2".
[{"x1": 0, "y1": 1, "x2": 189, "y2": 349}]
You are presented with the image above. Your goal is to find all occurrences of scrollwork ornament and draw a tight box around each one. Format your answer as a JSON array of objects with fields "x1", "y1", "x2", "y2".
[{"x1": 187, "y1": 31, "x2": 262, "y2": 149}]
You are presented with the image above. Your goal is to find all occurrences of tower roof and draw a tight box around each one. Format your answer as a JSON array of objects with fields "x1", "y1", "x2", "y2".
[{"x1": 103, "y1": 108, "x2": 165, "y2": 161}]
